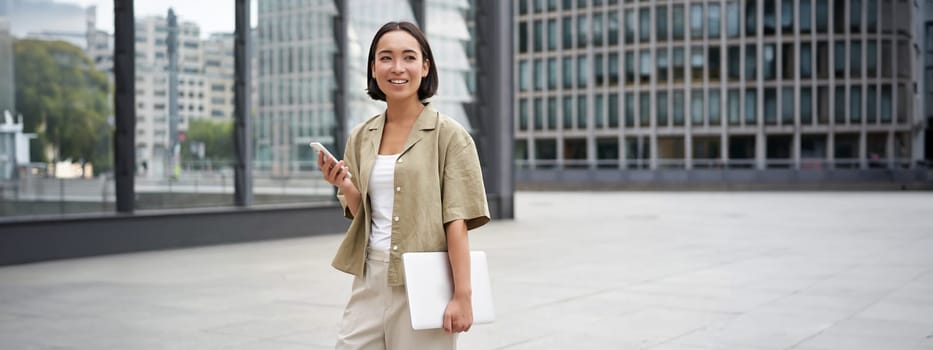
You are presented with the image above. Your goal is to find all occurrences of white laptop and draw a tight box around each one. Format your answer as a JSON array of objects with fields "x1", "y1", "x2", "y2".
[{"x1": 402, "y1": 251, "x2": 496, "y2": 330}]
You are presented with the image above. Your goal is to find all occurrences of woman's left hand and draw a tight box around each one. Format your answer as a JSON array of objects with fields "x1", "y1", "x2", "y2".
[{"x1": 443, "y1": 295, "x2": 473, "y2": 333}]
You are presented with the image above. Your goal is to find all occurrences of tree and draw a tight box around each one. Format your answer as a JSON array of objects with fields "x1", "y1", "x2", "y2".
[
  {"x1": 14, "y1": 39, "x2": 113, "y2": 175},
  {"x1": 181, "y1": 119, "x2": 234, "y2": 167}
]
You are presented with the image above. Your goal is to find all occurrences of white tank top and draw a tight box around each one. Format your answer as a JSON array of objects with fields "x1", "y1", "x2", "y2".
[{"x1": 367, "y1": 154, "x2": 400, "y2": 252}]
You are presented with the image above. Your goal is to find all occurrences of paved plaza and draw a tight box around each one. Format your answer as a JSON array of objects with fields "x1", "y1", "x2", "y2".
[{"x1": 1, "y1": 192, "x2": 932, "y2": 349}]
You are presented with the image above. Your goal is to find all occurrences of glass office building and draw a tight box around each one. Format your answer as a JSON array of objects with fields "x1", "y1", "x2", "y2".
[{"x1": 515, "y1": 0, "x2": 928, "y2": 184}]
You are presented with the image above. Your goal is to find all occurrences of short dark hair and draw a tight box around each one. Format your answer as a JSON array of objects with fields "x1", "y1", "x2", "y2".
[{"x1": 366, "y1": 21, "x2": 438, "y2": 101}]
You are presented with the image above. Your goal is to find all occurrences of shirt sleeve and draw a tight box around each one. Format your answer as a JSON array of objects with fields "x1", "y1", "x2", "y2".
[
  {"x1": 442, "y1": 128, "x2": 491, "y2": 230},
  {"x1": 336, "y1": 126, "x2": 361, "y2": 220}
]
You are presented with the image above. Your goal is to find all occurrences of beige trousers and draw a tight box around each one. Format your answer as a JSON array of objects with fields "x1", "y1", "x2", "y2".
[{"x1": 336, "y1": 248, "x2": 456, "y2": 350}]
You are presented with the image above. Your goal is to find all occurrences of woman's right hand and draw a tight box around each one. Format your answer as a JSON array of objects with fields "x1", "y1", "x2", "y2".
[{"x1": 317, "y1": 151, "x2": 352, "y2": 188}]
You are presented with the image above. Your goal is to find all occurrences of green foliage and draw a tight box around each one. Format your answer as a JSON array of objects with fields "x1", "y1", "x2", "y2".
[
  {"x1": 181, "y1": 119, "x2": 234, "y2": 164},
  {"x1": 13, "y1": 39, "x2": 113, "y2": 174}
]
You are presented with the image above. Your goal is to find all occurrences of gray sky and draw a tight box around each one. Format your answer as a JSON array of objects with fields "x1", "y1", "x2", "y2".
[{"x1": 63, "y1": 0, "x2": 257, "y2": 37}]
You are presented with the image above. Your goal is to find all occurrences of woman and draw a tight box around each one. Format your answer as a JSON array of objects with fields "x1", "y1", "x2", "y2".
[{"x1": 317, "y1": 21, "x2": 490, "y2": 350}]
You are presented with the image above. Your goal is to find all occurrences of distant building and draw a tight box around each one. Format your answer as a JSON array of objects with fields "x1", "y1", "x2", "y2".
[
  {"x1": 86, "y1": 10, "x2": 240, "y2": 178},
  {"x1": 0, "y1": 111, "x2": 33, "y2": 180},
  {"x1": 0, "y1": 17, "x2": 14, "y2": 115},
  {"x1": 514, "y1": 0, "x2": 929, "y2": 185}
]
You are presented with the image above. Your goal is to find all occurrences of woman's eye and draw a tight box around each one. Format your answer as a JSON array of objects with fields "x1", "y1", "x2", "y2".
[
  {"x1": 379, "y1": 57, "x2": 391, "y2": 61},
  {"x1": 405, "y1": 56, "x2": 416, "y2": 61}
]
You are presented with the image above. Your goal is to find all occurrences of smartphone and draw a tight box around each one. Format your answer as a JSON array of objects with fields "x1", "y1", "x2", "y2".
[{"x1": 309, "y1": 142, "x2": 352, "y2": 179}]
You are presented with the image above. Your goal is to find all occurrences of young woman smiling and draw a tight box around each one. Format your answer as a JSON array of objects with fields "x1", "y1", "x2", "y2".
[{"x1": 317, "y1": 21, "x2": 490, "y2": 350}]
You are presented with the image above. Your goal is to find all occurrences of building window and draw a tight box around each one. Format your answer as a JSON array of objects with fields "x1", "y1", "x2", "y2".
[
  {"x1": 801, "y1": 43, "x2": 812, "y2": 78},
  {"x1": 709, "y1": 4, "x2": 721, "y2": 38},
  {"x1": 608, "y1": 53, "x2": 619, "y2": 86},
  {"x1": 625, "y1": 51, "x2": 635, "y2": 84},
  {"x1": 745, "y1": 88, "x2": 757, "y2": 125},
  {"x1": 593, "y1": 14, "x2": 604, "y2": 46},
  {"x1": 866, "y1": 85, "x2": 877, "y2": 123},
  {"x1": 673, "y1": 91, "x2": 685, "y2": 126},
  {"x1": 519, "y1": 60, "x2": 529, "y2": 91},
  {"x1": 691, "y1": 47, "x2": 704, "y2": 81},
  {"x1": 672, "y1": 5, "x2": 685, "y2": 40},
  {"x1": 534, "y1": 98, "x2": 544, "y2": 130},
  {"x1": 818, "y1": 86, "x2": 829, "y2": 124},
  {"x1": 548, "y1": 97, "x2": 558, "y2": 130},
  {"x1": 625, "y1": 93, "x2": 635, "y2": 127},
  {"x1": 639, "y1": 92, "x2": 650, "y2": 126},
  {"x1": 817, "y1": 42, "x2": 829, "y2": 79},
  {"x1": 866, "y1": 0, "x2": 877, "y2": 32},
  {"x1": 577, "y1": 15, "x2": 588, "y2": 48},
  {"x1": 746, "y1": 0, "x2": 757, "y2": 36},
  {"x1": 658, "y1": 92, "x2": 669, "y2": 126},
  {"x1": 608, "y1": 12, "x2": 619, "y2": 46},
  {"x1": 782, "y1": 43, "x2": 794, "y2": 80},
  {"x1": 764, "y1": 88, "x2": 777, "y2": 125},
  {"x1": 533, "y1": 20, "x2": 543, "y2": 52},
  {"x1": 727, "y1": 1, "x2": 740, "y2": 38},
  {"x1": 816, "y1": 0, "x2": 828, "y2": 33},
  {"x1": 691, "y1": 90, "x2": 704, "y2": 125},
  {"x1": 880, "y1": 85, "x2": 892, "y2": 122},
  {"x1": 781, "y1": 87, "x2": 794, "y2": 124},
  {"x1": 563, "y1": 57, "x2": 573, "y2": 89},
  {"x1": 563, "y1": 96, "x2": 573, "y2": 129},
  {"x1": 562, "y1": 17, "x2": 573, "y2": 49},
  {"x1": 781, "y1": 0, "x2": 794, "y2": 34},
  {"x1": 639, "y1": 8, "x2": 650, "y2": 42},
  {"x1": 801, "y1": 87, "x2": 813, "y2": 124},
  {"x1": 728, "y1": 46, "x2": 740, "y2": 81},
  {"x1": 673, "y1": 48, "x2": 685, "y2": 83},
  {"x1": 835, "y1": 86, "x2": 846, "y2": 124},
  {"x1": 866, "y1": 41, "x2": 877, "y2": 77},
  {"x1": 577, "y1": 55, "x2": 588, "y2": 88},
  {"x1": 657, "y1": 6, "x2": 668, "y2": 42},
  {"x1": 519, "y1": 99, "x2": 528, "y2": 130},
  {"x1": 850, "y1": 0, "x2": 861, "y2": 33},
  {"x1": 709, "y1": 90, "x2": 721, "y2": 125},
  {"x1": 851, "y1": 41, "x2": 862, "y2": 77},
  {"x1": 834, "y1": 41, "x2": 845, "y2": 78},
  {"x1": 609, "y1": 93, "x2": 620, "y2": 128},
  {"x1": 851, "y1": 86, "x2": 862, "y2": 123},
  {"x1": 728, "y1": 89, "x2": 740, "y2": 125},
  {"x1": 690, "y1": 3, "x2": 704, "y2": 39},
  {"x1": 746, "y1": 45, "x2": 757, "y2": 81},
  {"x1": 595, "y1": 54, "x2": 605, "y2": 86},
  {"x1": 640, "y1": 50, "x2": 653, "y2": 83},
  {"x1": 657, "y1": 50, "x2": 669, "y2": 82},
  {"x1": 547, "y1": 19, "x2": 558, "y2": 50},
  {"x1": 763, "y1": 0, "x2": 776, "y2": 35},
  {"x1": 534, "y1": 59, "x2": 544, "y2": 91},
  {"x1": 800, "y1": 0, "x2": 812, "y2": 33},
  {"x1": 577, "y1": 95, "x2": 588, "y2": 128},
  {"x1": 833, "y1": 0, "x2": 846, "y2": 34},
  {"x1": 624, "y1": 10, "x2": 635, "y2": 43},
  {"x1": 763, "y1": 44, "x2": 776, "y2": 80}
]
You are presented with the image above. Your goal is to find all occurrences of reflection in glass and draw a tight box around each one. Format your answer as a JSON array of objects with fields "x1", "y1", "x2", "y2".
[
  {"x1": 548, "y1": 97, "x2": 558, "y2": 129},
  {"x1": 728, "y1": 46, "x2": 740, "y2": 81},
  {"x1": 835, "y1": 86, "x2": 846, "y2": 124},
  {"x1": 657, "y1": 50, "x2": 669, "y2": 82},
  {"x1": 639, "y1": 92, "x2": 650, "y2": 126},
  {"x1": 534, "y1": 97, "x2": 544, "y2": 130},
  {"x1": 563, "y1": 16, "x2": 573, "y2": 49},
  {"x1": 624, "y1": 9, "x2": 635, "y2": 43},
  {"x1": 728, "y1": 89, "x2": 741, "y2": 125},
  {"x1": 850, "y1": 87, "x2": 861, "y2": 123},
  {"x1": 608, "y1": 11, "x2": 619, "y2": 45},
  {"x1": 640, "y1": 50, "x2": 652, "y2": 83},
  {"x1": 781, "y1": 0, "x2": 793, "y2": 34},
  {"x1": 563, "y1": 56, "x2": 573, "y2": 89},
  {"x1": 548, "y1": 58, "x2": 557, "y2": 90},
  {"x1": 866, "y1": 85, "x2": 877, "y2": 123},
  {"x1": 763, "y1": 44, "x2": 775, "y2": 80},
  {"x1": 764, "y1": 88, "x2": 777, "y2": 125},
  {"x1": 595, "y1": 94, "x2": 604, "y2": 128},
  {"x1": 625, "y1": 93, "x2": 635, "y2": 127},
  {"x1": 763, "y1": 0, "x2": 776, "y2": 35},
  {"x1": 801, "y1": 43, "x2": 812, "y2": 78},
  {"x1": 746, "y1": 0, "x2": 757, "y2": 36},
  {"x1": 609, "y1": 93, "x2": 620, "y2": 127},
  {"x1": 639, "y1": 8, "x2": 650, "y2": 42},
  {"x1": 593, "y1": 14, "x2": 604, "y2": 46},
  {"x1": 673, "y1": 48, "x2": 685, "y2": 83},
  {"x1": 709, "y1": 4, "x2": 721, "y2": 38},
  {"x1": 746, "y1": 88, "x2": 757, "y2": 124},
  {"x1": 547, "y1": 19, "x2": 557, "y2": 50},
  {"x1": 577, "y1": 55, "x2": 588, "y2": 88},
  {"x1": 746, "y1": 45, "x2": 757, "y2": 81},
  {"x1": 563, "y1": 96, "x2": 573, "y2": 129},
  {"x1": 816, "y1": 0, "x2": 828, "y2": 33}
]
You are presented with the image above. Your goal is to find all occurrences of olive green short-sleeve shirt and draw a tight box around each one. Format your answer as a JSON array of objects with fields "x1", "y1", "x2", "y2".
[{"x1": 333, "y1": 103, "x2": 490, "y2": 286}]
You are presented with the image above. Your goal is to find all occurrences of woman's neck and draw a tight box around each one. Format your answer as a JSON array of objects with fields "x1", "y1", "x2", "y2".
[{"x1": 385, "y1": 98, "x2": 424, "y2": 124}]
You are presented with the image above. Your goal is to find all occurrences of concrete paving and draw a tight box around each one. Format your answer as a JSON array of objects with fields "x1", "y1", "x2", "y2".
[{"x1": 1, "y1": 192, "x2": 932, "y2": 349}]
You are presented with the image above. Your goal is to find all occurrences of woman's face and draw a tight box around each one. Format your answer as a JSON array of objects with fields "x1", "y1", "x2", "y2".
[{"x1": 371, "y1": 30, "x2": 429, "y2": 103}]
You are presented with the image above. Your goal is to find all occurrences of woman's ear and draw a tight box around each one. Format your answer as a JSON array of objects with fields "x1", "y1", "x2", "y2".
[{"x1": 422, "y1": 59, "x2": 430, "y2": 78}]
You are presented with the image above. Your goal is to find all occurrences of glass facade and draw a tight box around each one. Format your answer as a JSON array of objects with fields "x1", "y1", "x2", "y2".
[{"x1": 513, "y1": 0, "x2": 920, "y2": 173}]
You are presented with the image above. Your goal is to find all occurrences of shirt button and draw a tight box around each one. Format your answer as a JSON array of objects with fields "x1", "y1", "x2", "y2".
[
  {"x1": 393, "y1": 216, "x2": 400, "y2": 222},
  {"x1": 396, "y1": 186, "x2": 401, "y2": 192},
  {"x1": 392, "y1": 245, "x2": 398, "y2": 251}
]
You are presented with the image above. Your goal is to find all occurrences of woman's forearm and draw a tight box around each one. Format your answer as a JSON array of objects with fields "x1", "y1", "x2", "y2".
[
  {"x1": 339, "y1": 178, "x2": 362, "y2": 218},
  {"x1": 446, "y1": 220, "x2": 472, "y2": 299}
]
